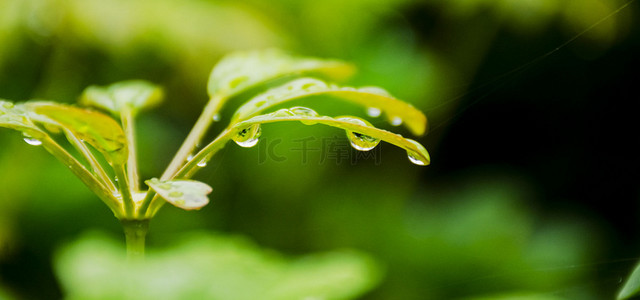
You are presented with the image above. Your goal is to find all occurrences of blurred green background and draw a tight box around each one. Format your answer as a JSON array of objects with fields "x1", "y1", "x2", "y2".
[{"x1": 1, "y1": 0, "x2": 639, "y2": 299}]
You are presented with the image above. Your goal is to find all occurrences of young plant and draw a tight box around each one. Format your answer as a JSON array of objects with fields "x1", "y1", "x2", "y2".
[{"x1": 0, "y1": 49, "x2": 430, "y2": 259}]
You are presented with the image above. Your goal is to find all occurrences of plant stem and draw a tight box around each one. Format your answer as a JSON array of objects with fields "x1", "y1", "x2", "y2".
[
  {"x1": 145, "y1": 128, "x2": 234, "y2": 217},
  {"x1": 114, "y1": 164, "x2": 135, "y2": 218},
  {"x1": 40, "y1": 134, "x2": 123, "y2": 217},
  {"x1": 121, "y1": 219, "x2": 149, "y2": 261},
  {"x1": 161, "y1": 95, "x2": 224, "y2": 180},
  {"x1": 121, "y1": 106, "x2": 139, "y2": 192},
  {"x1": 64, "y1": 129, "x2": 117, "y2": 193}
]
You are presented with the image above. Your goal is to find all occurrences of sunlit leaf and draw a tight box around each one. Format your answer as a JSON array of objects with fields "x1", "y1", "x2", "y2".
[
  {"x1": 26, "y1": 102, "x2": 128, "y2": 165},
  {"x1": 146, "y1": 178, "x2": 211, "y2": 210},
  {"x1": 79, "y1": 80, "x2": 163, "y2": 116},
  {"x1": 0, "y1": 100, "x2": 46, "y2": 138},
  {"x1": 619, "y1": 261, "x2": 640, "y2": 299},
  {"x1": 208, "y1": 49, "x2": 356, "y2": 99},
  {"x1": 231, "y1": 77, "x2": 427, "y2": 135},
  {"x1": 232, "y1": 108, "x2": 430, "y2": 166}
]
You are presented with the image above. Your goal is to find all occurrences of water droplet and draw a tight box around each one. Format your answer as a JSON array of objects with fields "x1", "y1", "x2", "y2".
[
  {"x1": 212, "y1": 114, "x2": 221, "y2": 122},
  {"x1": 407, "y1": 152, "x2": 427, "y2": 165},
  {"x1": 405, "y1": 139, "x2": 430, "y2": 166},
  {"x1": 273, "y1": 108, "x2": 295, "y2": 117},
  {"x1": 347, "y1": 132, "x2": 380, "y2": 151},
  {"x1": 23, "y1": 137, "x2": 42, "y2": 146},
  {"x1": 197, "y1": 159, "x2": 207, "y2": 167},
  {"x1": 390, "y1": 116, "x2": 403, "y2": 126},
  {"x1": 2, "y1": 102, "x2": 14, "y2": 109},
  {"x1": 169, "y1": 191, "x2": 183, "y2": 198},
  {"x1": 290, "y1": 106, "x2": 318, "y2": 125},
  {"x1": 186, "y1": 154, "x2": 194, "y2": 162},
  {"x1": 366, "y1": 107, "x2": 382, "y2": 117},
  {"x1": 233, "y1": 124, "x2": 261, "y2": 148}
]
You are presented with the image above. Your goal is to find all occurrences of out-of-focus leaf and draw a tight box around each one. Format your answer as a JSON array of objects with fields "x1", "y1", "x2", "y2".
[
  {"x1": 208, "y1": 49, "x2": 356, "y2": 99},
  {"x1": 55, "y1": 232, "x2": 381, "y2": 300},
  {"x1": 0, "y1": 100, "x2": 46, "y2": 138},
  {"x1": 231, "y1": 77, "x2": 427, "y2": 135},
  {"x1": 618, "y1": 261, "x2": 640, "y2": 299},
  {"x1": 232, "y1": 108, "x2": 430, "y2": 166},
  {"x1": 146, "y1": 178, "x2": 211, "y2": 210},
  {"x1": 26, "y1": 102, "x2": 127, "y2": 165},
  {"x1": 79, "y1": 80, "x2": 163, "y2": 116},
  {"x1": 464, "y1": 292, "x2": 566, "y2": 300}
]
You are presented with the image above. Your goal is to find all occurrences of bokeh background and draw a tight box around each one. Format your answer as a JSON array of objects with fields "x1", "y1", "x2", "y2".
[{"x1": 1, "y1": 0, "x2": 639, "y2": 299}]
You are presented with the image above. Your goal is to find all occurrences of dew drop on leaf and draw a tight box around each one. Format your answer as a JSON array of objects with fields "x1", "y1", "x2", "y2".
[
  {"x1": 197, "y1": 159, "x2": 208, "y2": 167},
  {"x1": 290, "y1": 106, "x2": 318, "y2": 125},
  {"x1": 390, "y1": 116, "x2": 403, "y2": 126},
  {"x1": 233, "y1": 124, "x2": 261, "y2": 148},
  {"x1": 273, "y1": 108, "x2": 295, "y2": 117},
  {"x1": 186, "y1": 154, "x2": 195, "y2": 162},
  {"x1": 347, "y1": 132, "x2": 380, "y2": 151},
  {"x1": 212, "y1": 114, "x2": 221, "y2": 122},
  {"x1": 23, "y1": 137, "x2": 42, "y2": 146},
  {"x1": 366, "y1": 107, "x2": 382, "y2": 117},
  {"x1": 405, "y1": 139, "x2": 430, "y2": 166},
  {"x1": 407, "y1": 151, "x2": 428, "y2": 166}
]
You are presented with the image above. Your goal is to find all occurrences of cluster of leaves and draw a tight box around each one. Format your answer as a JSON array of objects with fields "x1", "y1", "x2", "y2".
[{"x1": 0, "y1": 49, "x2": 430, "y2": 221}]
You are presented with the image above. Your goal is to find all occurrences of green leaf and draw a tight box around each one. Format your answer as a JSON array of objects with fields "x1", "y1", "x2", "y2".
[
  {"x1": 146, "y1": 178, "x2": 212, "y2": 210},
  {"x1": 79, "y1": 80, "x2": 163, "y2": 116},
  {"x1": 55, "y1": 232, "x2": 381, "y2": 300},
  {"x1": 208, "y1": 49, "x2": 355, "y2": 99},
  {"x1": 26, "y1": 102, "x2": 128, "y2": 165},
  {"x1": 232, "y1": 108, "x2": 430, "y2": 166},
  {"x1": 231, "y1": 77, "x2": 428, "y2": 136},
  {"x1": 619, "y1": 261, "x2": 640, "y2": 299},
  {"x1": 0, "y1": 100, "x2": 46, "y2": 138}
]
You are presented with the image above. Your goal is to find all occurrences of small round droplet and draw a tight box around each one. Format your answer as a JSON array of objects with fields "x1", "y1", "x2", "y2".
[
  {"x1": 366, "y1": 107, "x2": 382, "y2": 117},
  {"x1": 407, "y1": 152, "x2": 427, "y2": 166},
  {"x1": 186, "y1": 154, "x2": 194, "y2": 162},
  {"x1": 348, "y1": 132, "x2": 380, "y2": 151},
  {"x1": 390, "y1": 116, "x2": 403, "y2": 126},
  {"x1": 23, "y1": 137, "x2": 42, "y2": 146},
  {"x1": 197, "y1": 159, "x2": 207, "y2": 167},
  {"x1": 290, "y1": 107, "x2": 318, "y2": 125},
  {"x1": 337, "y1": 117, "x2": 380, "y2": 151},
  {"x1": 212, "y1": 114, "x2": 221, "y2": 122},
  {"x1": 273, "y1": 108, "x2": 295, "y2": 117},
  {"x1": 233, "y1": 124, "x2": 261, "y2": 148},
  {"x1": 405, "y1": 139, "x2": 430, "y2": 166},
  {"x1": 169, "y1": 191, "x2": 183, "y2": 198}
]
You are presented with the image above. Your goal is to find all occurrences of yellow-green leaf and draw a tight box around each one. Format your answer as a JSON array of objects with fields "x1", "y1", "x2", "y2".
[
  {"x1": 0, "y1": 100, "x2": 45, "y2": 138},
  {"x1": 232, "y1": 108, "x2": 430, "y2": 166},
  {"x1": 79, "y1": 80, "x2": 163, "y2": 116},
  {"x1": 207, "y1": 49, "x2": 355, "y2": 99},
  {"x1": 231, "y1": 77, "x2": 427, "y2": 136},
  {"x1": 146, "y1": 178, "x2": 212, "y2": 210},
  {"x1": 26, "y1": 102, "x2": 128, "y2": 165}
]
